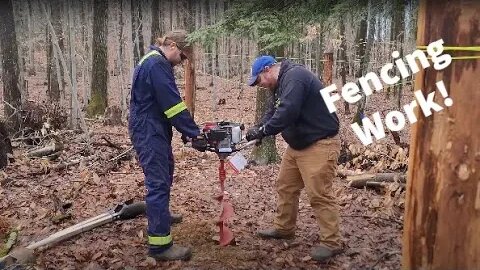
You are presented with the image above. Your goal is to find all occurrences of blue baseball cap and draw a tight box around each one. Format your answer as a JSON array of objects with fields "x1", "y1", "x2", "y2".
[{"x1": 247, "y1": 55, "x2": 277, "y2": 86}]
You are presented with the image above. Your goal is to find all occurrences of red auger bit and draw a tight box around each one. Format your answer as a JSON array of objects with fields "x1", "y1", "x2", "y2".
[
  {"x1": 200, "y1": 121, "x2": 257, "y2": 246},
  {"x1": 216, "y1": 159, "x2": 235, "y2": 246}
]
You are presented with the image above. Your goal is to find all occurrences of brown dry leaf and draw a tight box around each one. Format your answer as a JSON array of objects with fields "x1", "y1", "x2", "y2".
[
  {"x1": 137, "y1": 230, "x2": 144, "y2": 239},
  {"x1": 301, "y1": 255, "x2": 312, "y2": 262},
  {"x1": 370, "y1": 198, "x2": 381, "y2": 209},
  {"x1": 145, "y1": 257, "x2": 157, "y2": 266},
  {"x1": 91, "y1": 251, "x2": 103, "y2": 261},
  {"x1": 92, "y1": 173, "x2": 101, "y2": 185},
  {"x1": 73, "y1": 249, "x2": 86, "y2": 262}
]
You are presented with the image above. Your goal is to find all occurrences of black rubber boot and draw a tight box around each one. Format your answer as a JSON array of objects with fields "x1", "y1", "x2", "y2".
[
  {"x1": 170, "y1": 213, "x2": 183, "y2": 224},
  {"x1": 149, "y1": 244, "x2": 192, "y2": 261},
  {"x1": 310, "y1": 244, "x2": 342, "y2": 262},
  {"x1": 256, "y1": 228, "x2": 295, "y2": 239}
]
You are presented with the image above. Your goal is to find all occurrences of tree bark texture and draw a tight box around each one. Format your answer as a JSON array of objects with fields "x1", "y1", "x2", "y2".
[
  {"x1": 402, "y1": 1, "x2": 480, "y2": 269},
  {"x1": 87, "y1": 0, "x2": 109, "y2": 117},
  {"x1": 0, "y1": 0, "x2": 22, "y2": 131}
]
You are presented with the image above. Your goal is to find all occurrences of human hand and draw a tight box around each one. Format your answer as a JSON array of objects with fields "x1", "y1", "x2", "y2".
[
  {"x1": 191, "y1": 135, "x2": 208, "y2": 152},
  {"x1": 246, "y1": 126, "x2": 265, "y2": 142}
]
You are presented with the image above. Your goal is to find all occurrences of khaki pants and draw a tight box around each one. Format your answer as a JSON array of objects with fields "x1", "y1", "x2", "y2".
[{"x1": 274, "y1": 136, "x2": 341, "y2": 248}]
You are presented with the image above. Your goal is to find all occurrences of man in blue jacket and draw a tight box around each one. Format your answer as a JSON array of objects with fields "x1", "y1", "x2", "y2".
[
  {"x1": 245, "y1": 56, "x2": 342, "y2": 262},
  {"x1": 129, "y1": 30, "x2": 206, "y2": 261}
]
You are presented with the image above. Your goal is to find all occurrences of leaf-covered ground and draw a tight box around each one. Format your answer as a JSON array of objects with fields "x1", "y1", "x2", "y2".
[{"x1": 0, "y1": 73, "x2": 409, "y2": 269}]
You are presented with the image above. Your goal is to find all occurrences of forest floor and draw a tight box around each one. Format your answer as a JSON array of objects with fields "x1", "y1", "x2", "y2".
[{"x1": 0, "y1": 71, "x2": 412, "y2": 270}]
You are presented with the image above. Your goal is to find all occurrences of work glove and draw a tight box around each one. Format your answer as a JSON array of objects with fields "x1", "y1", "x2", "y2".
[
  {"x1": 191, "y1": 135, "x2": 208, "y2": 152},
  {"x1": 246, "y1": 126, "x2": 265, "y2": 143},
  {"x1": 181, "y1": 134, "x2": 190, "y2": 144}
]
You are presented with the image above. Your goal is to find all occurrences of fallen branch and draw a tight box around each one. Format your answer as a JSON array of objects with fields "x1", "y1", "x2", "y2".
[
  {"x1": 348, "y1": 173, "x2": 406, "y2": 189},
  {"x1": 100, "y1": 136, "x2": 123, "y2": 150},
  {"x1": 53, "y1": 155, "x2": 97, "y2": 171},
  {"x1": 26, "y1": 142, "x2": 64, "y2": 158},
  {"x1": 365, "y1": 181, "x2": 406, "y2": 189},
  {"x1": 108, "y1": 146, "x2": 133, "y2": 162}
]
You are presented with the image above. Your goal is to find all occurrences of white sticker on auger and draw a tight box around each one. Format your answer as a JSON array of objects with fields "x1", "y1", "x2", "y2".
[{"x1": 227, "y1": 152, "x2": 248, "y2": 173}]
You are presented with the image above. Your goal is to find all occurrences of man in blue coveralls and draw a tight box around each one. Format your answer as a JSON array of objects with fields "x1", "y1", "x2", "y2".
[{"x1": 129, "y1": 30, "x2": 207, "y2": 261}]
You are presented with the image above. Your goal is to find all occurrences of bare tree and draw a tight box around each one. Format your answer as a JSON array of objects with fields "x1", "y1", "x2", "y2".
[
  {"x1": 67, "y1": 0, "x2": 86, "y2": 132},
  {"x1": 87, "y1": 0, "x2": 108, "y2": 117},
  {"x1": 0, "y1": 0, "x2": 22, "y2": 131},
  {"x1": 131, "y1": 0, "x2": 145, "y2": 64},
  {"x1": 339, "y1": 17, "x2": 350, "y2": 114},
  {"x1": 26, "y1": 0, "x2": 36, "y2": 76},
  {"x1": 117, "y1": 0, "x2": 128, "y2": 119},
  {"x1": 151, "y1": 0, "x2": 161, "y2": 43},
  {"x1": 46, "y1": 0, "x2": 65, "y2": 104}
]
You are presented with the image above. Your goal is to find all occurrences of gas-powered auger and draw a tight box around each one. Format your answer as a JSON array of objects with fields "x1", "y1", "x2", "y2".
[{"x1": 199, "y1": 121, "x2": 257, "y2": 246}]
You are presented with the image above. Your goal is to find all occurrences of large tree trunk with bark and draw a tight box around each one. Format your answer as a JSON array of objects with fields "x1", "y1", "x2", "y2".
[
  {"x1": 151, "y1": 0, "x2": 161, "y2": 43},
  {"x1": 402, "y1": 1, "x2": 480, "y2": 269},
  {"x1": 131, "y1": 0, "x2": 145, "y2": 64},
  {"x1": 251, "y1": 45, "x2": 280, "y2": 165},
  {"x1": 0, "y1": 0, "x2": 22, "y2": 131},
  {"x1": 390, "y1": 0, "x2": 405, "y2": 109},
  {"x1": 87, "y1": 0, "x2": 108, "y2": 117},
  {"x1": 46, "y1": 0, "x2": 64, "y2": 104},
  {"x1": 352, "y1": 18, "x2": 368, "y2": 126},
  {"x1": 339, "y1": 17, "x2": 350, "y2": 114}
]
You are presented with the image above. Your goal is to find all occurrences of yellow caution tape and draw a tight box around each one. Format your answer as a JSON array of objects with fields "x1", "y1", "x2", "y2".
[{"x1": 417, "y1": 45, "x2": 480, "y2": 60}]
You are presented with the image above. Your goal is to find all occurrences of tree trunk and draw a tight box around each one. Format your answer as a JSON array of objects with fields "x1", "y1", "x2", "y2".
[
  {"x1": 87, "y1": 0, "x2": 108, "y2": 117},
  {"x1": 391, "y1": 0, "x2": 405, "y2": 110},
  {"x1": 118, "y1": 0, "x2": 127, "y2": 119},
  {"x1": 26, "y1": 0, "x2": 35, "y2": 76},
  {"x1": 184, "y1": 0, "x2": 196, "y2": 118},
  {"x1": 131, "y1": 0, "x2": 145, "y2": 64},
  {"x1": 0, "y1": 0, "x2": 22, "y2": 131},
  {"x1": 402, "y1": 1, "x2": 480, "y2": 269},
  {"x1": 315, "y1": 23, "x2": 324, "y2": 79},
  {"x1": 339, "y1": 18, "x2": 350, "y2": 114},
  {"x1": 352, "y1": 18, "x2": 368, "y2": 126},
  {"x1": 151, "y1": 0, "x2": 161, "y2": 43},
  {"x1": 46, "y1": 0, "x2": 64, "y2": 104},
  {"x1": 322, "y1": 52, "x2": 333, "y2": 86},
  {"x1": 68, "y1": 0, "x2": 86, "y2": 132},
  {"x1": 251, "y1": 45, "x2": 280, "y2": 165},
  {"x1": 184, "y1": 55, "x2": 196, "y2": 117}
]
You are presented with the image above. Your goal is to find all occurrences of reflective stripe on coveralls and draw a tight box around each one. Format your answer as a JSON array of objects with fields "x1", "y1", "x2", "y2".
[{"x1": 148, "y1": 235, "x2": 173, "y2": 246}]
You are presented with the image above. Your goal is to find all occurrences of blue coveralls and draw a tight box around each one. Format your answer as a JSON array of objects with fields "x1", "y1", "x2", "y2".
[{"x1": 128, "y1": 45, "x2": 200, "y2": 253}]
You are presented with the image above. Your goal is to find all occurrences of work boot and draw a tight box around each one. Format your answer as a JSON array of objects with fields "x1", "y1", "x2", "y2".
[
  {"x1": 149, "y1": 244, "x2": 192, "y2": 261},
  {"x1": 170, "y1": 213, "x2": 183, "y2": 224},
  {"x1": 257, "y1": 228, "x2": 294, "y2": 239},
  {"x1": 310, "y1": 244, "x2": 342, "y2": 262}
]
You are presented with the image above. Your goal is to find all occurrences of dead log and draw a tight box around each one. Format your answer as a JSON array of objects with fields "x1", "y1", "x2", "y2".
[
  {"x1": 348, "y1": 173, "x2": 406, "y2": 189},
  {"x1": 26, "y1": 141, "x2": 63, "y2": 158},
  {"x1": 365, "y1": 181, "x2": 406, "y2": 189}
]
